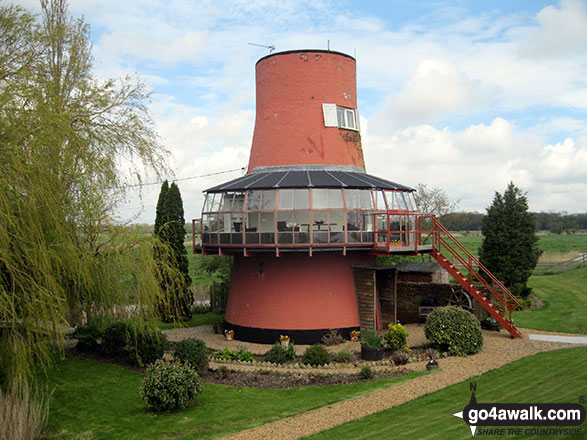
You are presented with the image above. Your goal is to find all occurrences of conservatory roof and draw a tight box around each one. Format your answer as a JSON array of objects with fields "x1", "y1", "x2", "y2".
[{"x1": 206, "y1": 169, "x2": 414, "y2": 193}]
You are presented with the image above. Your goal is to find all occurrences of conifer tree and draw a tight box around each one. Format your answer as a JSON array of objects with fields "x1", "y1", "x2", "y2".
[
  {"x1": 479, "y1": 182, "x2": 542, "y2": 297},
  {"x1": 154, "y1": 180, "x2": 169, "y2": 235},
  {"x1": 154, "y1": 182, "x2": 192, "y2": 321}
]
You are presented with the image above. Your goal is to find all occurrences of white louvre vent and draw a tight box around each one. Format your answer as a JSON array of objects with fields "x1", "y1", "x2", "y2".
[{"x1": 322, "y1": 103, "x2": 338, "y2": 127}]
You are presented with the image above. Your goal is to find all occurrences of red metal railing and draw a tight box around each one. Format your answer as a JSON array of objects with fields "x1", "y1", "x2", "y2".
[{"x1": 431, "y1": 217, "x2": 519, "y2": 311}]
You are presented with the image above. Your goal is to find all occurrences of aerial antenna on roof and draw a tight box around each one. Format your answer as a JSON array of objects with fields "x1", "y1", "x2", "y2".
[{"x1": 248, "y1": 43, "x2": 275, "y2": 53}]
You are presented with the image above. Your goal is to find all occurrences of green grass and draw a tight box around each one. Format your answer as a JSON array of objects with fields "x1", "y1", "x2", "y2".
[
  {"x1": 43, "y1": 357, "x2": 429, "y2": 439},
  {"x1": 156, "y1": 311, "x2": 223, "y2": 330},
  {"x1": 452, "y1": 233, "x2": 587, "y2": 258},
  {"x1": 305, "y1": 346, "x2": 587, "y2": 440},
  {"x1": 512, "y1": 267, "x2": 587, "y2": 334}
]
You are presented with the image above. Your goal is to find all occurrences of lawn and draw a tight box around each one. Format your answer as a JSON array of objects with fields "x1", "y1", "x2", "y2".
[
  {"x1": 43, "y1": 357, "x2": 429, "y2": 439},
  {"x1": 512, "y1": 267, "x2": 587, "y2": 334},
  {"x1": 305, "y1": 345, "x2": 587, "y2": 440}
]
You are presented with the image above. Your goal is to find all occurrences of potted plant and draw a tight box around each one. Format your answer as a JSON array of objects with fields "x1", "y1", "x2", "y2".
[
  {"x1": 280, "y1": 335, "x2": 290, "y2": 347},
  {"x1": 360, "y1": 328, "x2": 384, "y2": 361},
  {"x1": 350, "y1": 330, "x2": 360, "y2": 342},
  {"x1": 481, "y1": 316, "x2": 501, "y2": 331},
  {"x1": 426, "y1": 359, "x2": 439, "y2": 370},
  {"x1": 224, "y1": 329, "x2": 234, "y2": 341}
]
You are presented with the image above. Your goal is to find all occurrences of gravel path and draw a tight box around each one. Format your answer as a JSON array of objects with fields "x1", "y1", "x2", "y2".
[{"x1": 163, "y1": 325, "x2": 582, "y2": 439}]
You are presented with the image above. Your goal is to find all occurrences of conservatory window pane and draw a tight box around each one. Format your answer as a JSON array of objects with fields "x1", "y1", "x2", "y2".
[
  {"x1": 328, "y1": 189, "x2": 344, "y2": 209},
  {"x1": 233, "y1": 192, "x2": 245, "y2": 211},
  {"x1": 278, "y1": 189, "x2": 294, "y2": 210},
  {"x1": 345, "y1": 189, "x2": 360, "y2": 209},
  {"x1": 221, "y1": 193, "x2": 233, "y2": 211},
  {"x1": 293, "y1": 189, "x2": 310, "y2": 210},
  {"x1": 359, "y1": 190, "x2": 374, "y2": 209},
  {"x1": 293, "y1": 211, "x2": 310, "y2": 243},
  {"x1": 210, "y1": 194, "x2": 221, "y2": 212},
  {"x1": 374, "y1": 190, "x2": 386, "y2": 210},
  {"x1": 312, "y1": 189, "x2": 327, "y2": 209},
  {"x1": 261, "y1": 190, "x2": 275, "y2": 210},
  {"x1": 260, "y1": 212, "x2": 275, "y2": 233},
  {"x1": 247, "y1": 191, "x2": 261, "y2": 210}
]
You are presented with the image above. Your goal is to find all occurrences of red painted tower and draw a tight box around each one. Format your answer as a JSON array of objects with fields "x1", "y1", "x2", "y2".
[{"x1": 195, "y1": 50, "x2": 422, "y2": 343}]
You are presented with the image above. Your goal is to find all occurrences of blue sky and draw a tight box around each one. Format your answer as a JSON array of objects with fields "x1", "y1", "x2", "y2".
[{"x1": 15, "y1": 0, "x2": 587, "y2": 223}]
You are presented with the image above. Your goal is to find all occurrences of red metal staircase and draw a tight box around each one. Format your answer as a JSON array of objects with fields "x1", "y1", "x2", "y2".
[{"x1": 428, "y1": 218, "x2": 522, "y2": 338}]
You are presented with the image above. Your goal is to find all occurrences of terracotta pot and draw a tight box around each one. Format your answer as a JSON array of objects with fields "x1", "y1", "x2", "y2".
[
  {"x1": 225, "y1": 332, "x2": 234, "y2": 341},
  {"x1": 361, "y1": 345, "x2": 384, "y2": 361},
  {"x1": 280, "y1": 339, "x2": 290, "y2": 347},
  {"x1": 350, "y1": 335, "x2": 359, "y2": 342}
]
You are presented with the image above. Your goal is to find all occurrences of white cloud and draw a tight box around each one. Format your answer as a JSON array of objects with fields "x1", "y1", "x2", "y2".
[{"x1": 520, "y1": 0, "x2": 587, "y2": 58}]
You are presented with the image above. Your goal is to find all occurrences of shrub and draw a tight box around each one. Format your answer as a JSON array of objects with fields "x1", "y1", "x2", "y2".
[
  {"x1": 213, "y1": 348, "x2": 238, "y2": 361},
  {"x1": 359, "y1": 365, "x2": 373, "y2": 379},
  {"x1": 102, "y1": 322, "x2": 130, "y2": 356},
  {"x1": 391, "y1": 350, "x2": 410, "y2": 365},
  {"x1": 301, "y1": 345, "x2": 331, "y2": 366},
  {"x1": 383, "y1": 323, "x2": 408, "y2": 352},
  {"x1": 424, "y1": 306, "x2": 483, "y2": 356},
  {"x1": 73, "y1": 322, "x2": 103, "y2": 352},
  {"x1": 264, "y1": 342, "x2": 296, "y2": 364},
  {"x1": 174, "y1": 338, "x2": 209, "y2": 372},
  {"x1": 130, "y1": 325, "x2": 167, "y2": 367},
  {"x1": 321, "y1": 329, "x2": 344, "y2": 346},
  {"x1": 141, "y1": 360, "x2": 201, "y2": 411},
  {"x1": 360, "y1": 328, "x2": 383, "y2": 348},
  {"x1": 236, "y1": 346, "x2": 254, "y2": 362},
  {"x1": 332, "y1": 349, "x2": 355, "y2": 363}
]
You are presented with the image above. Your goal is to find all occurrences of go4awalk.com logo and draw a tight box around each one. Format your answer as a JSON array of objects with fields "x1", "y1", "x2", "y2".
[{"x1": 452, "y1": 383, "x2": 586, "y2": 437}]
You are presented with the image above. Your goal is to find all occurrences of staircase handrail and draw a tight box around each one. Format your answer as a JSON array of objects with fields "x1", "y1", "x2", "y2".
[{"x1": 431, "y1": 217, "x2": 519, "y2": 311}]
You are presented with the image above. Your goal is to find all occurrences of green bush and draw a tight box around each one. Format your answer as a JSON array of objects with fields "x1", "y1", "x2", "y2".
[
  {"x1": 174, "y1": 338, "x2": 209, "y2": 372},
  {"x1": 360, "y1": 328, "x2": 383, "y2": 348},
  {"x1": 301, "y1": 345, "x2": 331, "y2": 366},
  {"x1": 264, "y1": 342, "x2": 296, "y2": 364},
  {"x1": 236, "y1": 346, "x2": 254, "y2": 362},
  {"x1": 359, "y1": 365, "x2": 373, "y2": 379},
  {"x1": 130, "y1": 325, "x2": 167, "y2": 367},
  {"x1": 424, "y1": 306, "x2": 483, "y2": 356},
  {"x1": 332, "y1": 349, "x2": 354, "y2": 363},
  {"x1": 383, "y1": 323, "x2": 408, "y2": 352},
  {"x1": 73, "y1": 323, "x2": 103, "y2": 352},
  {"x1": 140, "y1": 360, "x2": 201, "y2": 411},
  {"x1": 213, "y1": 348, "x2": 238, "y2": 360},
  {"x1": 102, "y1": 322, "x2": 130, "y2": 356}
]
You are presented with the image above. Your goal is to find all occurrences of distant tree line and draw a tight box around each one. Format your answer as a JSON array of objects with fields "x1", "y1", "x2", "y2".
[{"x1": 438, "y1": 211, "x2": 587, "y2": 233}]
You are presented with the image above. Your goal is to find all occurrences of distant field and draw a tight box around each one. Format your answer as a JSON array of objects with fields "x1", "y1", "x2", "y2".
[
  {"x1": 512, "y1": 267, "x2": 587, "y2": 334},
  {"x1": 453, "y1": 233, "x2": 587, "y2": 260}
]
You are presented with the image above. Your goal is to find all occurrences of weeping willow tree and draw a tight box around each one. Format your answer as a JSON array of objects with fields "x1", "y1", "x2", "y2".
[{"x1": 0, "y1": 1, "x2": 179, "y2": 385}]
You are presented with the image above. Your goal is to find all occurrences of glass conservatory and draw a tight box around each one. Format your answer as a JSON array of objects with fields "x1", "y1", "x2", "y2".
[{"x1": 193, "y1": 168, "x2": 433, "y2": 255}]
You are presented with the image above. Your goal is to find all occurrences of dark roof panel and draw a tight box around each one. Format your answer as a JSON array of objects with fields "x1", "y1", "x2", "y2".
[{"x1": 206, "y1": 170, "x2": 414, "y2": 192}]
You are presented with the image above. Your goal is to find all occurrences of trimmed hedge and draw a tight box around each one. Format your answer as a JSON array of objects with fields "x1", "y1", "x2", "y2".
[
  {"x1": 424, "y1": 306, "x2": 483, "y2": 356},
  {"x1": 140, "y1": 360, "x2": 201, "y2": 411},
  {"x1": 174, "y1": 338, "x2": 209, "y2": 372}
]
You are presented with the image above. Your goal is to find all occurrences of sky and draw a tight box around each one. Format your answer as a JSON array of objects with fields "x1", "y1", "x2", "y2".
[{"x1": 13, "y1": 0, "x2": 587, "y2": 223}]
